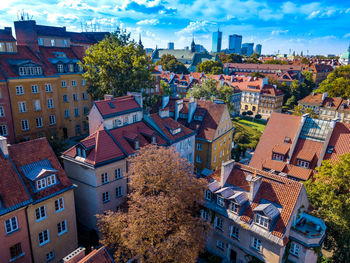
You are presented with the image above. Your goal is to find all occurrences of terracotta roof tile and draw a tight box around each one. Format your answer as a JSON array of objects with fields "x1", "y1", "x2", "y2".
[
  {"x1": 94, "y1": 95, "x2": 141, "y2": 118},
  {"x1": 262, "y1": 159, "x2": 286, "y2": 172},
  {"x1": 286, "y1": 165, "x2": 313, "y2": 181},
  {"x1": 78, "y1": 246, "x2": 114, "y2": 263},
  {"x1": 272, "y1": 144, "x2": 290, "y2": 155},
  {"x1": 324, "y1": 122, "x2": 350, "y2": 162}
]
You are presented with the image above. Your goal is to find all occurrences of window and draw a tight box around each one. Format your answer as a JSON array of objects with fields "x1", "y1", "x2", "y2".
[
  {"x1": 217, "y1": 196, "x2": 225, "y2": 207},
  {"x1": 18, "y1": 102, "x2": 27, "y2": 113},
  {"x1": 204, "y1": 190, "x2": 212, "y2": 201},
  {"x1": 46, "y1": 251, "x2": 55, "y2": 262},
  {"x1": 33, "y1": 100, "x2": 41, "y2": 111},
  {"x1": 57, "y1": 64, "x2": 64, "y2": 73},
  {"x1": 38, "y1": 229, "x2": 50, "y2": 246},
  {"x1": 64, "y1": 109, "x2": 70, "y2": 118},
  {"x1": 32, "y1": 85, "x2": 39, "y2": 93},
  {"x1": 68, "y1": 64, "x2": 74, "y2": 72},
  {"x1": 71, "y1": 80, "x2": 77, "y2": 87},
  {"x1": 116, "y1": 186, "x2": 123, "y2": 197},
  {"x1": 35, "y1": 206, "x2": 46, "y2": 221},
  {"x1": 214, "y1": 216, "x2": 223, "y2": 230},
  {"x1": 272, "y1": 153, "x2": 283, "y2": 161},
  {"x1": 5, "y1": 216, "x2": 18, "y2": 234},
  {"x1": 10, "y1": 243, "x2": 23, "y2": 260},
  {"x1": 252, "y1": 237, "x2": 262, "y2": 251},
  {"x1": 82, "y1": 92, "x2": 87, "y2": 100},
  {"x1": 6, "y1": 43, "x2": 14, "y2": 52},
  {"x1": 36, "y1": 117, "x2": 43, "y2": 128},
  {"x1": 38, "y1": 38, "x2": 43, "y2": 45},
  {"x1": 21, "y1": 120, "x2": 29, "y2": 131},
  {"x1": 63, "y1": 94, "x2": 69, "y2": 103},
  {"x1": 55, "y1": 197, "x2": 64, "y2": 212},
  {"x1": 47, "y1": 98, "x2": 54, "y2": 109},
  {"x1": 49, "y1": 115, "x2": 56, "y2": 125},
  {"x1": 132, "y1": 114, "x2": 137, "y2": 123},
  {"x1": 135, "y1": 140, "x2": 139, "y2": 149},
  {"x1": 74, "y1": 108, "x2": 79, "y2": 117},
  {"x1": 0, "y1": 42, "x2": 5, "y2": 52},
  {"x1": 45, "y1": 84, "x2": 52, "y2": 92},
  {"x1": 290, "y1": 242, "x2": 300, "y2": 257},
  {"x1": 255, "y1": 214, "x2": 269, "y2": 228},
  {"x1": 57, "y1": 220, "x2": 67, "y2": 236},
  {"x1": 73, "y1": 93, "x2": 78, "y2": 101},
  {"x1": 101, "y1": 173, "x2": 109, "y2": 184},
  {"x1": 82, "y1": 79, "x2": 86, "y2": 86},
  {"x1": 61, "y1": 81, "x2": 67, "y2": 87},
  {"x1": 297, "y1": 159, "x2": 309, "y2": 168},
  {"x1": 197, "y1": 143, "x2": 202, "y2": 151},
  {"x1": 230, "y1": 225, "x2": 239, "y2": 239},
  {"x1": 216, "y1": 240, "x2": 224, "y2": 250},
  {"x1": 196, "y1": 155, "x2": 201, "y2": 163},
  {"x1": 115, "y1": 168, "x2": 122, "y2": 179},
  {"x1": 0, "y1": 106, "x2": 4, "y2": 117},
  {"x1": 213, "y1": 156, "x2": 216, "y2": 163},
  {"x1": 229, "y1": 201, "x2": 239, "y2": 214},
  {"x1": 152, "y1": 136, "x2": 156, "y2": 144},
  {"x1": 0, "y1": 125, "x2": 8, "y2": 136},
  {"x1": 84, "y1": 107, "x2": 89, "y2": 115},
  {"x1": 16, "y1": 86, "x2": 24, "y2": 95},
  {"x1": 51, "y1": 39, "x2": 56, "y2": 46},
  {"x1": 36, "y1": 175, "x2": 56, "y2": 190},
  {"x1": 201, "y1": 209, "x2": 208, "y2": 221},
  {"x1": 102, "y1": 192, "x2": 110, "y2": 203},
  {"x1": 62, "y1": 39, "x2": 68, "y2": 47}
]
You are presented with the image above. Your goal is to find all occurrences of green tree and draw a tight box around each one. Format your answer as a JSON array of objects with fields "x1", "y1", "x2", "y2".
[
  {"x1": 317, "y1": 65, "x2": 350, "y2": 98},
  {"x1": 301, "y1": 57, "x2": 309, "y2": 64},
  {"x1": 97, "y1": 146, "x2": 209, "y2": 263},
  {"x1": 217, "y1": 84, "x2": 235, "y2": 112},
  {"x1": 160, "y1": 79, "x2": 172, "y2": 96},
  {"x1": 219, "y1": 52, "x2": 242, "y2": 63},
  {"x1": 187, "y1": 79, "x2": 219, "y2": 100},
  {"x1": 47, "y1": 134, "x2": 68, "y2": 159},
  {"x1": 249, "y1": 72, "x2": 265, "y2": 79},
  {"x1": 245, "y1": 53, "x2": 261, "y2": 64},
  {"x1": 156, "y1": 54, "x2": 189, "y2": 74},
  {"x1": 305, "y1": 154, "x2": 350, "y2": 262},
  {"x1": 196, "y1": 61, "x2": 223, "y2": 74},
  {"x1": 263, "y1": 60, "x2": 289, "y2": 65},
  {"x1": 80, "y1": 30, "x2": 154, "y2": 100}
]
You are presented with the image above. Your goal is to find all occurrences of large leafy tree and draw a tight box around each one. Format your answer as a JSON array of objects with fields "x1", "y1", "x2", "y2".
[
  {"x1": 196, "y1": 60, "x2": 223, "y2": 74},
  {"x1": 219, "y1": 52, "x2": 243, "y2": 63},
  {"x1": 317, "y1": 65, "x2": 350, "y2": 98},
  {"x1": 263, "y1": 60, "x2": 289, "y2": 65},
  {"x1": 80, "y1": 29, "x2": 154, "y2": 100},
  {"x1": 305, "y1": 154, "x2": 350, "y2": 262},
  {"x1": 97, "y1": 146, "x2": 209, "y2": 263},
  {"x1": 187, "y1": 79, "x2": 219, "y2": 100},
  {"x1": 155, "y1": 54, "x2": 189, "y2": 74}
]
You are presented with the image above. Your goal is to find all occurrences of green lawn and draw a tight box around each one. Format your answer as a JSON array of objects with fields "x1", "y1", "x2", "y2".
[{"x1": 236, "y1": 119, "x2": 266, "y2": 132}]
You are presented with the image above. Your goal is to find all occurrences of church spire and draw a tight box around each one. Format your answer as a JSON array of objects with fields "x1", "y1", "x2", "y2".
[
  {"x1": 138, "y1": 33, "x2": 143, "y2": 50},
  {"x1": 191, "y1": 34, "x2": 196, "y2": 52}
]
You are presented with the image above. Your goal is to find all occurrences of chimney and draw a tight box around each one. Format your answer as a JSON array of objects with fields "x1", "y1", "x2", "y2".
[
  {"x1": 14, "y1": 20, "x2": 39, "y2": 52},
  {"x1": 220, "y1": 160, "x2": 235, "y2": 187},
  {"x1": 162, "y1": 95, "x2": 169, "y2": 109},
  {"x1": 62, "y1": 247, "x2": 86, "y2": 263},
  {"x1": 322, "y1": 92, "x2": 328, "y2": 102},
  {"x1": 4, "y1": 27, "x2": 12, "y2": 34},
  {"x1": 187, "y1": 98, "x2": 197, "y2": 124},
  {"x1": 175, "y1": 99, "x2": 183, "y2": 121},
  {"x1": 159, "y1": 107, "x2": 169, "y2": 118},
  {"x1": 104, "y1": 94, "x2": 113, "y2": 101},
  {"x1": 0, "y1": 136, "x2": 9, "y2": 157},
  {"x1": 246, "y1": 172, "x2": 262, "y2": 201},
  {"x1": 127, "y1": 92, "x2": 143, "y2": 108}
]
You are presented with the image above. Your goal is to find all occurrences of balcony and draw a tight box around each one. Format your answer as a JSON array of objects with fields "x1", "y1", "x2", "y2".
[{"x1": 290, "y1": 212, "x2": 326, "y2": 247}]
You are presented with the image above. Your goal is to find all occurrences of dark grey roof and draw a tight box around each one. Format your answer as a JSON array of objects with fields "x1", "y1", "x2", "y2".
[{"x1": 20, "y1": 159, "x2": 57, "y2": 181}]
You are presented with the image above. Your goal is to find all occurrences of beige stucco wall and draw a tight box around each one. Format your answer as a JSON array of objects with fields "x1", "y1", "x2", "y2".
[{"x1": 27, "y1": 189, "x2": 77, "y2": 263}]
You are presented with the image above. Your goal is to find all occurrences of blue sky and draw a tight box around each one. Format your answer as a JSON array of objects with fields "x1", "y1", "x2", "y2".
[{"x1": 1, "y1": 0, "x2": 350, "y2": 55}]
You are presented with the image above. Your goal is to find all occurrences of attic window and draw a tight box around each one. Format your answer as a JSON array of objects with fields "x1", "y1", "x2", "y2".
[
  {"x1": 327, "y1": 146, "x2": 334, "y2": 154},
  {"x1": 135, "y1": 140, "x2": 140, "y2": 150},
  {"x1": 57, "y1": 64, "x2": 64, "y2": 73},
  {"x1": 36, "y1": 174, "x2": 57, "y2": 190},
  {"x1": 171, "y1": 128, "x2": 181, "y2": 135},
  {"x1": 284, "y1": 137, "x2": 291, "y2": 143},
  {"x1": 152, "y1": 136, "x2": 156, "y2": 145},
  {"x1": 297, "y1": 159, "x2": 309, "y2": 168},
  {"x1": 229, "y1": 201, "x2": 239, "y2": 214},
  {"x1": 19, "y1": 66, "x2": 42, "y2": 76},
  {"x1": 77, "y1": 147, "x2": 86, "y2": 158},
  {"x1": 255, "y1": 213, "x2": 269, "y2": 229}
]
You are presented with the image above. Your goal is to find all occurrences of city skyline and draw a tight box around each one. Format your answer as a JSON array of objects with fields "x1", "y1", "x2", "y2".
[{"x1": 1, "y1": 0, "x2": 350, "y2": 55}]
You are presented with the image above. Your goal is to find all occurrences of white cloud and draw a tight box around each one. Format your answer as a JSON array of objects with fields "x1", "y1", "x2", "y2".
[
  {"x1": 271, "y1": 30, "x2": 289, "y2": 36},
  {"x1": 136, "y1": 19, "x2": 159, "y2": 25},
  {"x1": 344, "y1": 33, "x2": 350, "y2": 38},
  {"x1": 175, "y1": 21, "x2": 211, "y2": 36}
]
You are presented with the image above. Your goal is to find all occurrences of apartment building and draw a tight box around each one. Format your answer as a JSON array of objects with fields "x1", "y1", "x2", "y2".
[
  {"x1": 203, "y1": 161, "x2": 326, "y2": 263},
  {"x1": 0, "y1": 136, "x2": 33, "y2": 263},
  {"x1": 8, "y1": 137, "x2": 78, "y2": 263},
  {"x1": 163, "y1": 97, "x2": 234, "y2": 173},
  {"x1": 298, "y1": 92, "x2": 350, "y2": 123},
  {"x1": 250, "y1": 112, "x2": 350, "y2": 181},
  {"x1": 62, "y1": 93, "x2": 196, "y2": 229}
]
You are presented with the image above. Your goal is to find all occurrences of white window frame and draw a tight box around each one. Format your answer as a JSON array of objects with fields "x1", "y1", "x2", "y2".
[
  {"x1": 18, "y1": 101, "x2": 27, "y2": 113},
  {"x1": 45, "y1": 84, "x2": 52, "y2": 92},
  {"x1": 55, "y1": 197, "x2": 64, "y2": 212},
  {"x1": 205, "y1": 190, "x2": 212, "y2": 201},
  {"x1": 252, "y1": 237, "x2": 262, "y2": 251},
  {"x1": 216, "y1": 240, "x2": 224, "y2": 250},
  {"x1": 50, "y1": 39, "x2": 55, "y2": 47},
  {"x1": 38, "y1": 229, "x2": 50, "y2": 246},
  {"x1": 49, "y1": 115, "x2": 56, "y2": 125},
  {"x1": 61, "y1": 81, "x2": 67, "y2": 87},
  {"x1": 16, "y1": 86, "x2": 24, "y2": 95},
  {"x1": 116, "y1": 186, "x2": 123, "y2": 198},
  {"x1": 229, "y1": 201, "x2": 239, "y2": 214},
  {"x1": 21, "y1": 120, "x2": 29, "y2": 131},
  {"x1": 35, "y1": 206, "x2": 46, "y2": 222},
  {"x1": 101, "y1": 173, "x2": 109, "y2": 184},
  {"x1": 217, "y1": 196, "x2": 225, "y2": 207},
  {"x1": 34, "y1": 100, "x2": 41, "y2": 111},
  {"x1": 71, "y1": 80, "x2": 77, "y2": 87},
  {"x1": 290, "y1": 242, "x2": 301, "y2": 257},
  {"x1": 214, "y1": 216, "x2": 223, "y2": 230},
  {"x1": 297, "y1": 159, "x2": 310, "y2": 169},
  {"x1": 200, "y1": 209, "x2": 208, "y2": 221},
  {"x1": 102, "y1": 191, "x2": 110, "y2": 203},
  {"x1": 255, "y1": 213, "x2": 269, "y2": 228},
  {"x1": 47, "y1": 98, "x2": 54, "y2": 109},
  {"x1": 32, "y1": 85, "x2": 39, "y2": 94},
  {"x1": 46, "y1": 251, "x2": 55, "y2": 262},
  {"x1": 36, "y1": 117, "x2": 43, "y2": 128},
  {"x1": 5, "y1": 216, "x2": 18, "y2": 234},
  {"x1": 115, "y1": 168, "x2": 122, "y2": 179},
  {"x1": 0, "y1": 125, "x2": 7, "y2": 136},
  {"x1": 230, "y1": 225, "x2": 239, "y2": 239},
  {"x1": 0, "y1": 106, "x2": 4, "y2": 117},
  {"x1": 57, "y1": 220, "x2": 67, "y2": 236}
]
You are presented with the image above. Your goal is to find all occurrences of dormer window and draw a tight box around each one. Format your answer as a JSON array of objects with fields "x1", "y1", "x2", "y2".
[
  {"x1": 68, "y1": 64, "x2": 74, "y2": 72},
  {"x1": 38, "y1": 38, "x2": 44, "y2": 46},
  {"x1": 272, "y1": 153, "x2": 284, "y2": 161},
  {"x1": 297, "y1": 159, "x2": 309, "y2": 168},
  {"x1": 229, "y1": 201, "x2": 239, "y2": 214},
  {"x1": 57, "y1": 64, "x2": 64, "y2": 73},
  {"x1": 51, "y1": 39, "x2": 56, "y2": 47},
  {"x1": 255, "y1": 213, "x2": 269, "y2": 229},
  {"x1": 171, "y1": 128, "x2": 181, "y2": 135},
  {"x1": 135, "y1": 140, "x2": 140, "y2": 150},
  {"x1": 152, "y1": 136, "x2": 156, "y2": 145},
  {"x1": 205, "y1": 190, "x2": 212, "y2": 201},
  {"x1": 36, "y1": 174, "x2": 57, "y2": 191},
  {"x1": 217, "y1": 196, "x2": 225, "y2": 207},
  {"x1": 77, "y1": 147, "x2": 86, "y2": 158}
]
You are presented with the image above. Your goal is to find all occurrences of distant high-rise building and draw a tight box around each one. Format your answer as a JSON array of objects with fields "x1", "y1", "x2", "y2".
[
  {"x1": 228, "y1": 34, "x2": 242, "y2": 54},
  {"x1": 168, "y1": 42, "x2": 174, "y2": 50},
  {"x1": 242, "y1": 43, "x2": 254, "y2": 56},
  {"x1": 212, "y1": 29, "x2": 222, "y2": 53},
  {"x1": 195, "y1": 44, "x2": 206, "y2": 53},
  {"x1": 254, "y1": 44, "x2": 262, "y2": 55}
]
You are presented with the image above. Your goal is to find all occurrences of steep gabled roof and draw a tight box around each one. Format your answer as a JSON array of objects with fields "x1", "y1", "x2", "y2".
[{"x1": 94, "y1": 95, "x2": 141, "y2": 118}]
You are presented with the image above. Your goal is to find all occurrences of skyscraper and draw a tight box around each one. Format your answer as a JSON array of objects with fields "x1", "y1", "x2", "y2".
[
  {"x1": 228, "y1": 34, "x2": 242, "y2": 54},
  {"x1": 254, "y1": 44, "x2": 262, "y2": 55},
  {"x1": 168, "y1": 42, "x2": 174, "y2": 50},
  {"x1": 212, "y1": 29, "x2": 222, "y2": 53},
  {"x1": 242, "y1": 43, "x2": 254, "y2": 56}
]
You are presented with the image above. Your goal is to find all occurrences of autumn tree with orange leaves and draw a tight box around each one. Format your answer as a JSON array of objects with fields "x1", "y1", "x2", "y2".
[{"x1": 97, "y1": 146, "x2": 209, "y2": 263}]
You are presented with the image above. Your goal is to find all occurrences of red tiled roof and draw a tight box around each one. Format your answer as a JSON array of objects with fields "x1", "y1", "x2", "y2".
[
  {"x1": 78, "y1": 246, "x2": 114, "y2": 263},
  {"x1": 286, "y1": 165, "x2": 313, "y2": 181},
  {"x1": 9, "y1": 138, "x2": 72, "y2": 201},
  {"x1": 250, "y1": 113, "x2": 301, "y2": 170},
  {"x1": 225, "y1": 63, "x2": 303, "y2": 71},
  {"x1": 323, "y1": 122, "x2": 350, "y2": 162},
  {"x1": 94, "y1": 95, "x2": 141, "y2": 117},
  {"x1": 0, "y1": 28, "x2": 16, "y2": 41},
  {"x1": 290, "y1": 139, "x2": 323, "y2": 166},
  {"x1": 299, "y1": 93, "x2": 323, "y2": 104},
  {"x1": 272, "y1": 144, "x2": 290, "y2": 155},
  {"x1": 262, "y1": 159, "x2": 286, "y2": 172}
]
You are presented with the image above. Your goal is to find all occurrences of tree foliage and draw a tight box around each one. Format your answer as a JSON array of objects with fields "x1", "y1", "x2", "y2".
[
  {"x1": 292, "y1": 105, "x2": 318, "y2": 118},
  {"x1": 155, "y1": 54, "x2": 189, "y2": 74},
  {"x1": 97, "y1": 146, "x2": 209, "y2": 263},
  {"x1": 263, "y1": 60, "x2": 289, "y2": 65},
  {"x1": 249, "y1": 72, "x2": 265, "y2": 78},
  {"x1": 80, "y1": 30, "x2": 154, "y2": 100},
  {"x1": 317, "y1": 65, "x2": 350, "y2": 99},
  {"x1": 305, "y1": 154, "x2": 350, "y2": 262},
  {"x1": 196, "y1": 61, "x2": 223, "y2": 74},
  {"x1": 160, "y1": 80, "x2": 172, "y2": 96},
  {"x1": 219, "y1": 52, "x2": 243, "y2": 63},
  {"x1": 245, "y1": 53, "x2": 261, "y2": 64}
]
